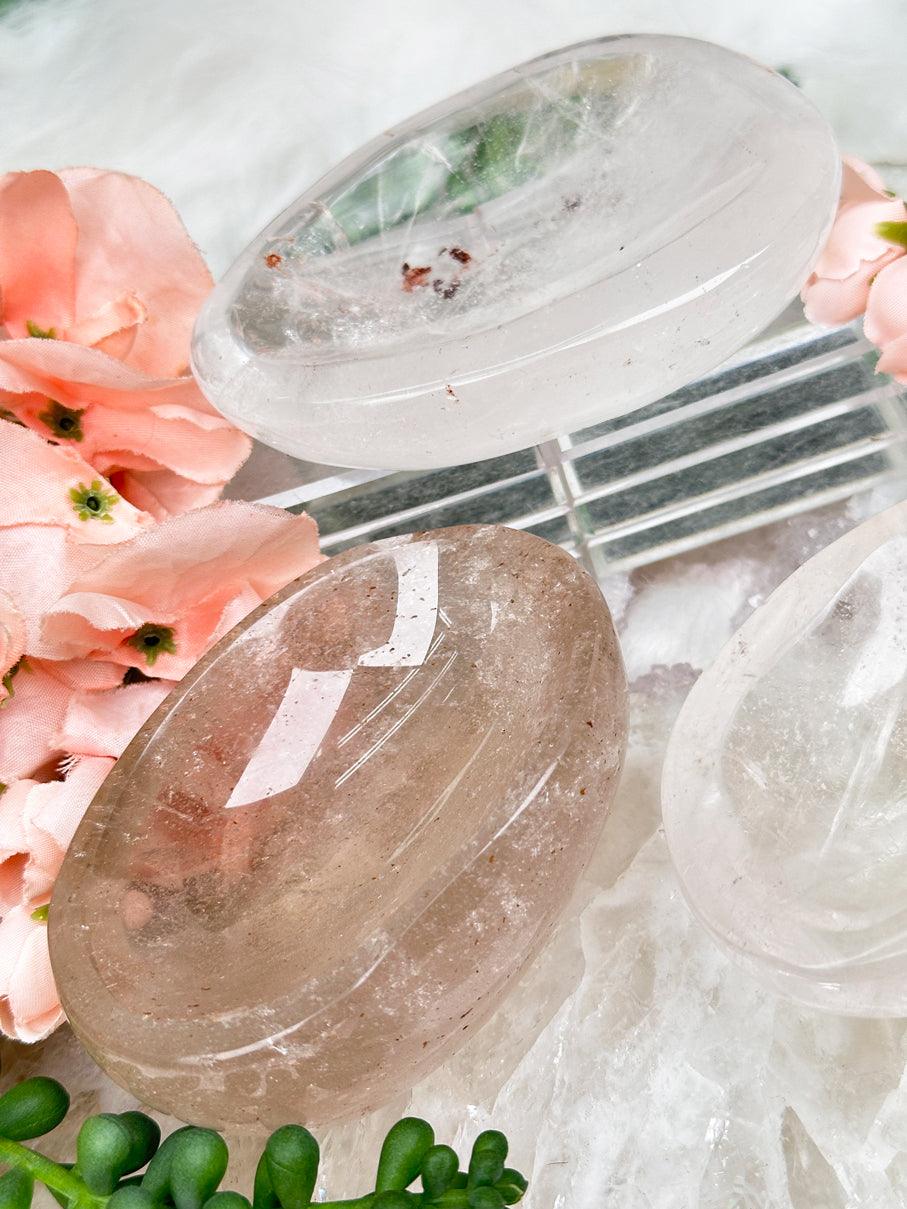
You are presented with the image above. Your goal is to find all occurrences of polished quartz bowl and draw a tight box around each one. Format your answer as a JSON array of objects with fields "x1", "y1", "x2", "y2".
[
  {"x1": 191, "y1": 34, "x2": 840, "y2": 470},
  {"x1": 662, "y1": 501, "x2": 907, "y2": 1016}
]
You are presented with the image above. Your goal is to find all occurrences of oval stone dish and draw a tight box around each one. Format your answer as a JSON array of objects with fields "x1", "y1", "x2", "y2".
[
  {"x1": 51, "y1": 525, "x2": 627, "y2": 1127},
  {"x1": 191, "y1": 34, "x2": 840, "y2": 470}
]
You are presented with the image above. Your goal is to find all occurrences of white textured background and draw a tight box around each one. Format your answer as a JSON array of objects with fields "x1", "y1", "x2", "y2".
[{"x1": 2, "y1": 0, "x2": 906, "y2": 276}]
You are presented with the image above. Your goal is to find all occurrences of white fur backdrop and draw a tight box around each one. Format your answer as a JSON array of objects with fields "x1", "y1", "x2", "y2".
[{"x1": 3, "y1": 0, "x2": 906, "y2": 277}]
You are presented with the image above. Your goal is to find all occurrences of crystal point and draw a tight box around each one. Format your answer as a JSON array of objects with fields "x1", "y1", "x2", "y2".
[{"x1": 50, "y1": 525, "x2": 627, "y2": 1126}]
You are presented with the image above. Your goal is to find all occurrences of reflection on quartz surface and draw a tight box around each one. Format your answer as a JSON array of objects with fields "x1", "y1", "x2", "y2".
[
  {"x1": 663, "y1": 502, "x2": 907, "y2": 1014},
  {"x1": 226, "y1": 542, "x2": 440, "y2": 809},
  {"x1": 50, "y1": 525, "x2": 627, "y2": 1127}
]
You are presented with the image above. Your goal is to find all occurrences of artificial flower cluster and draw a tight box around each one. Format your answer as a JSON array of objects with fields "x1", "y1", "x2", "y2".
[
  {"x1": 0, "y1": 170, "x2": 322, "y2": 1042},
  {"x1": 802, "y1": 156, "x2": 907, "y2": 378}
]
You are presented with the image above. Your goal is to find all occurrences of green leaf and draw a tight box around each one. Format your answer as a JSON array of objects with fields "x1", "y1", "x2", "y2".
[
  {"x1": 263, "y1": 1125, "x2": 319, "y2": 1209},
  {"x1": 0, "y1": 1078, "x2": 70, "y2": 1141},
  {"x1": 141, "y1": 1126, "x2": 195, "y2": 1202},
  {"x1": 107, "y1": 1188, "x2": 157, "y2": 1209},
  {"x1": 375, "y1": 1118, "x2": 434, "y2": 1193},
  {"x1": 202, "y1": 1195, "x2": 252, "y2": 1209},
  {"x1": 117, "y1": 1111, "x2": 162, "y2": 1173},
  {"x1": 420, "y1": 1144, "x2": 460, "y2": 1200},
  {"x1": 168, "y1": 1129, "x2": 229, "y2": 1209},
  {"x1": 495, "y1": 1169, "x2": 528, "y2": 1205},
  {"x1": 371, "y1": 1194, "x2": 414, "y2": 1209},
  {"x1": 466, "y1": 1132, "x2": 507, "y2": 1190},
  {"x1": 467, "y1": 1188, "x2": 505, "y2": 1209},
  {"x1": 251, "y1": 1154, "x2": 278, "y2": 1209},
  {"x1": 76, "y1": 1114, "x2": 134, "y2": 1195},
  {"x1": 0, "y1": 1167, "x2": 34, "y2": 1209}
]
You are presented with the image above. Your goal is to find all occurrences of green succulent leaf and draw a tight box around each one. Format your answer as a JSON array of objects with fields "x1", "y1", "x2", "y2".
[
  {"x1": 420, "y1": 1144, "x2": 460, "y2": 1199},
  {"x1": 251, "y1": 1154, "x2": 278, "y2": 1209},
  {"x1": 0, "y1": 1167, "x2": 34, "y2": 1209},
  {"x1": 468, "y1": 1187, "x2": 506, "y2": 1209},
  {"x1": 467, "y1": 1132, "x2": 508, "y2": 1190},
  {"x1": 371, "y1": 1193, "x2": 415, "y2": 1208},
  {"x1": 375, "y1": 1118, "x2": 435, "y2": 1192},
  {"x1": 0, "y1": 1078, "x2": 528, "y2": 1209},
  {"x1": 141, "y1": 1126, "x2": 195, "y2": 1202},
  {"x1": 117, "y1": 1112, "x2": 162, "y2": 1174},
  {"x1": 76, "y1": 1113, "x2": 135, "y2": 1195},
  {"x1": 168, "y1": 1128, "x2": 229, "y2": 1209},
  {"x1": 107, "y1": 1187, "x2": 157, "y2": 1208},
  {"x1": 263, "y1": 1124, "x2": 319, "y2": 1209},
  {"x1": 0, "y1": 1077, "x2": 70, "y2": 1141},
  {"x1": 495, "y1": 1167, "x2": 529, "y2": 1204}
]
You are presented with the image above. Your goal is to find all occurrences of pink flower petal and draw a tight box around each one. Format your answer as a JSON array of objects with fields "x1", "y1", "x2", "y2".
[
  {"x1": 68, "y1": 501, "x2": 320, "y2": 611},
  {"x1": 81, "y1": 397, "x2": 252, "y2": 485},
  {"x1": 802, "y1": 257, "x2": 898, "y2": 327},
  {"x1": 0, "y1": 340, "x2": 250, "y2": 517},
  {"x1": 0, "y1": 660, "x2": 74, "y2": 782},
  {"x1": 0, "y1": 171, "x2": 77, "y2": 334},
  {"x1": 0, "y1": 338, "x2": 210, "y2": 410},
  {"x1": 0, "y1": 758, "x2": 113, "y2": 917},
  {"x1": 0, "y1": 592, "x2": 25, "y2": 699},
  {"x1": 0, "y1": 907, "x2": 65, "y2": 1042},
  {"x1": 876, "y1": 330, "x2": 907, "y2": 383},
  {"x1": 40, "y1": 502, "x2": 322, "y2": 673},
  {"x1": 0, "y1": 422, "x2": 153, "y2": 544},
  {"x1": 110, "y1": 470, "x2": 224, "y2": 521},
  {"x1": 0, "y1": 781, "x2": 32, "y2": 908},
  {"x1": 65, "y1": 293, "x2": 147, "y2": 351},
  {"x1": 58, "y1": 681, "x2": 174, "y2": 758},
  {"x1": 810, "y1": 198, "x2": 906, "y2": 281},
  {"x1": 60, "y1": 169, "x2": 213, "y2": 377},
  {"x1": 865, "y1": 256, "x2": 907, "y2": 347},
  {"x1": 0, "y1": 528, "x2": 105, "y2": 657},
  {"x1": 841, "y1": 156, "x2": 890, "y2": 206},
  {"x1": 29, "y1": 756, "x2": 113, "y2": 852},
  {"x1": 49, "y1": 660, "x2": 126, "y2": 692}
]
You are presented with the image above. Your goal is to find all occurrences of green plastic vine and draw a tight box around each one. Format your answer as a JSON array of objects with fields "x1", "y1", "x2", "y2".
[{"x1": 0, "y1": 1079, "x2": 528, "y2": 1209}]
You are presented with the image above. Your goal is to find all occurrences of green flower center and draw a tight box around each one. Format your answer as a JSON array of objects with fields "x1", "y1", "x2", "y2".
[
  {"x1": 126, "y1": 623, "x2": 177, "y2": 667},
  {"x1": 69, "y1": 479, "x2": 119, "y2": 524},
  {"x1": 26, "y1": 320, "x2": 57, "y2": 339},
  {"x1": 876, "y1": 219, "x2": 907, "y2": 249},
  {"x1": 39, "y1": 400, "x2": 85, "y2": 442}
]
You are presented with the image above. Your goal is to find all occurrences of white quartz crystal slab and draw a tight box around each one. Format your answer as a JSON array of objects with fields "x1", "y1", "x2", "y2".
[
  {"x1": 663, "y1": 499, "x2": 907, "y2": 1016},
  {"x1": 190, "y1": 35, "x2": 840, "y2": 470}
]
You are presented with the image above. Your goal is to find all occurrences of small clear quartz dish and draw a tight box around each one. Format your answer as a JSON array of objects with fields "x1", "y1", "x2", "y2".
[
  {"x1": 662, "y1": 501, "x2": 907, "y2": 1016},
  {"x1": 191, "y1": 34, "x2": 840, "y2": 470}
]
